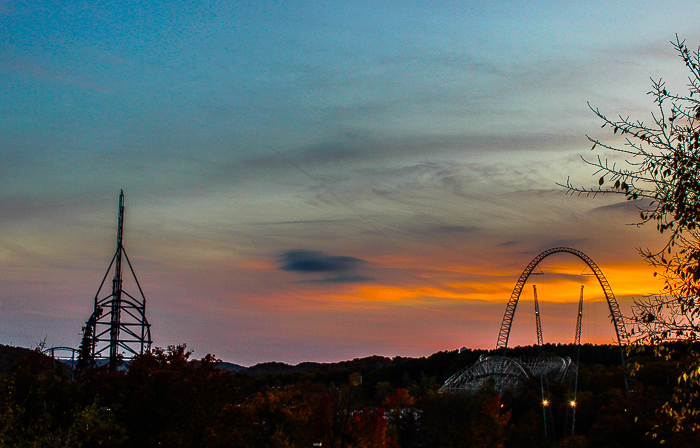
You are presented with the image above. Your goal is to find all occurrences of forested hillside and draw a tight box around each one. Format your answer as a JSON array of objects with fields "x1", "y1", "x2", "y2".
[{"x1": 0, "y1": 343, "x2": 694, "y2": 447}]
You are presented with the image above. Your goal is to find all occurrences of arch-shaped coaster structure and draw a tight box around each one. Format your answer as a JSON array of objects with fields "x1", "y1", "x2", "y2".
[
  {"x1": 441, "y1": 247, "x2": 631, "y2": 395},
  {"x1": 497, "y1": 247, "x2": 628, "y2": 350},
  {"x1": 496, "y1": 247, "x2": 629, "y2": 392}
]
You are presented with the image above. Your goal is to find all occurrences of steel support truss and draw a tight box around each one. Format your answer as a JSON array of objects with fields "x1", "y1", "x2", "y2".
[{"x1": 84, "y1": 190, "x2": 152, "y2": 371}]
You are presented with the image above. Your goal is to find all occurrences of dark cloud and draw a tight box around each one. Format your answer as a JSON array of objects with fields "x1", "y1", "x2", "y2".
[
  {"x1": 280, "y1": 250, "x2": 365, "y2": 273},
  {"x1": 279, "y1": 250, "x2": 374, "y2": 284}
]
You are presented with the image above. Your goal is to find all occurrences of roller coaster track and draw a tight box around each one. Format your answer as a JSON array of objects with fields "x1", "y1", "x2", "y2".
[{"x1": 496, "y1": 247, "x2": 630, "y2": 391}]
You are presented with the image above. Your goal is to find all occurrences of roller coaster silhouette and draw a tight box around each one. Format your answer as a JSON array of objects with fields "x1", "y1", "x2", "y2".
[
  {"x1": 45, "y1": 191, "x2": 152, "y2": 373},
  {"x1": 440, "y1": 248, "x2": 630, "y2": 437}
]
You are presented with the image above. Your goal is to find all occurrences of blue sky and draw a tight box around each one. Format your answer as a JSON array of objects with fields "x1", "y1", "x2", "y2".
[{"x1": 1, "y1": 0, "x2": 698, "y2": 365}]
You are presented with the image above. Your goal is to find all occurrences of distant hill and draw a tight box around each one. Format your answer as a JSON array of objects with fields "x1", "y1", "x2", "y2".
[
  {"x1": 229, "y1": 343, "x2": 634, "y2": 390},
  {"x1": 241, "y1": 355, "x2": 393, "y2": 376},
  {"x1": 0, "y1": 344, "x2": 42, "y2": 373},
  {"x1": 1, "y1": 342, "x2": 628, "y2": 382},
  {"x1": 217, "y1": 361, "x2": 246, "y2": 372}
]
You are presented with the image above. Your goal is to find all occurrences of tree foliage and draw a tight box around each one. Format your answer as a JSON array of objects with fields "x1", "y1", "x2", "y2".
[
  {"x1": 0, "y1": 350, "x2": 125, "y2": 447},
  {"x1": 564, "y1": 35, "x2": 700, "y2": 437},
  {"x1": 0, "y1": 343, "x2": 690, "y2": 447},
  {"x1": 564, "y1": 35, "x2": 700, "y2": 300}
]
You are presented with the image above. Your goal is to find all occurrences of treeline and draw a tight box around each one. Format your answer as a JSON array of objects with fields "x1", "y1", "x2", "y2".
[{"x1": 0, "y1": 343, "x2": 695, "y2": 447}]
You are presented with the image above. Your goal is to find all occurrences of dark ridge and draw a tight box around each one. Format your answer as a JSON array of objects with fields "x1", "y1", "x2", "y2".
[
  {"x1": 217, "y1": 361, "x2": 246, "y2": 372},
  {"x1": 0, "y1": 344, "x2": 38, "y2": 374},
  {"x1": 1, "y1": 343, "x2": 629, "y2": 380},
  {"x1": 235, "y1": 345, "x2": 627, "y2": 380},
  {"x1": 242, "y1": 355, "x2": 393, "y2": 376}
]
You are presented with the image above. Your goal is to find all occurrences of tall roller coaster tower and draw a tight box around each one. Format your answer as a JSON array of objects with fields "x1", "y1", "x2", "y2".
[{"x1": 83, "y1": 190, "x2": 152, "y2": 371}]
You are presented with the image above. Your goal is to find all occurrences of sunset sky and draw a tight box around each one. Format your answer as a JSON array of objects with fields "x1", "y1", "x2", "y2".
[{"x1": 2, "y1": 1, "x2": 698, "y2": 366}]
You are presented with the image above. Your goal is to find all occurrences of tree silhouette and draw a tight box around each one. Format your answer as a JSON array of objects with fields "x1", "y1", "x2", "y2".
[{"x1": 564, "y1": 35, "x2": 700, "y2": 437}]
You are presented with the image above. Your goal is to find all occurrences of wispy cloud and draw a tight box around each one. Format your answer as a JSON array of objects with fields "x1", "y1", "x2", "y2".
[{"x1": 298, "y1": 275, "x2": 375, "y2": 284}]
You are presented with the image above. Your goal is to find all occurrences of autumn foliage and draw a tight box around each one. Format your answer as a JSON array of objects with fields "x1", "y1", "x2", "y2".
[{"x1": 0, "y1": 343, "x2": 697, "y2": 447}]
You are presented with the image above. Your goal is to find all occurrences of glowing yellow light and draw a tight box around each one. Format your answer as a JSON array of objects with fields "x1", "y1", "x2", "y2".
[
  {"x1": 570, "y1": 400, "x2": 576, "y2": 407},
  {"x1": 542, "y1": 400, "x2": 549, "y2": 406}
]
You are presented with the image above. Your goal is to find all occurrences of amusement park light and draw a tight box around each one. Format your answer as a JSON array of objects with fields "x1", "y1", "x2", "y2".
[
  {"x1": 570, "y1": 400, "x2": 576, "y2": 407},
  {"x1": 542, "y1": 399, "x2": 549, "y2": 406}
]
